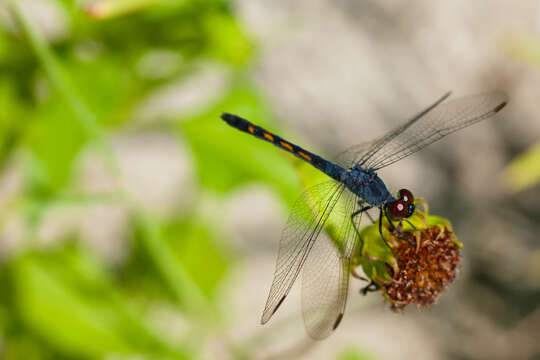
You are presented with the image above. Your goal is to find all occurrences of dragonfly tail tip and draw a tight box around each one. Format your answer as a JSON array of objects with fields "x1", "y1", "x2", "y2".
[
  {"x1": 332, "y1": 313, "x2": 344, "y2": 330},
  {"x1": 494, "y1": 101, "x2": 507, "y2": 113}
]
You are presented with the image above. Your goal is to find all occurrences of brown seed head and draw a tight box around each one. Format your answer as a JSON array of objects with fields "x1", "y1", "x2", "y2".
[{"x1": 382, "y1": 225, "x2": 460, "y2": 311}]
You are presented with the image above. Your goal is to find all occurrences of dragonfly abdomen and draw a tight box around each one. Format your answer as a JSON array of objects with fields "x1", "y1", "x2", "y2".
[{"x1": 221, "y1": 113, "x2": 347, "y2": 182}]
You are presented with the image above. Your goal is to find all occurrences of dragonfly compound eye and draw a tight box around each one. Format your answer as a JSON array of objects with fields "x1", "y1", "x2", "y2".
[
  {"x1": 388, "y1": 200, "x2": 410, "y2": 220},
  {"x1": 397, "y1": 189, "x2": 414, "y2": 204}
]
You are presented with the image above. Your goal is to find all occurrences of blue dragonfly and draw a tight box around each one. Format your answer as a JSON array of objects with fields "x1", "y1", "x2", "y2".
[{"x1": 221, "y1": 91, "x2": 507, "y2": 339}]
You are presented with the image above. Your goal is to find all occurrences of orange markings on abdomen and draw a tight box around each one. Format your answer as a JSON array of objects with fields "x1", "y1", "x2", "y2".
[
  {"x1": 280, "y1": 141, "x2": 294, "y2": 151},
  {"x1": 297, "y1": 151, "x2": 312, "y2": 161}
]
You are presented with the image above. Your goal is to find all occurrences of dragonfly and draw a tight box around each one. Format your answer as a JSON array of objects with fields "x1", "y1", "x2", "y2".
[{"x1": 221, "y1": 91, "x2": 507, "y2": 339}]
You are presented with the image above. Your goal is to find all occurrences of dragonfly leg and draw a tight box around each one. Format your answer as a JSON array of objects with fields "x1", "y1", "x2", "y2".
[
  {"x1": 379, "y1": 208, "x2": 393, "y2": 251},
  {"x1": 360, "y1": 280, "x2": 380, "y2": 295},
  {"x1": 350, "y1": 205, "x2": 372, "y2": 239},
  {"x1": 384, "y1": 210, "x2": 398, "y2": 233},
  {"x1": 351, "y1": 205, "x2": 374, "y2": 256},
  {"x1": 364, "y1": 208, "x2": 376, "y2": 224}
]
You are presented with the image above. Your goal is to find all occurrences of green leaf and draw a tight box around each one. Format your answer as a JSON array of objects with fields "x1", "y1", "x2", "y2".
[
  {"x1": 25, "y1": 95, "x2": 88, "y2": 195},
  {"x1": 203, "y1": 13, "x2": 253, "y2": 66},
  {"x1": 132, "y1": 212, "x2": 220, "y2": 325},
  {"x1": 337, "y1": 348, "x2": 376, "y2": 360},
  {"x1": 165, "y1": 218, "x2": 231, "y2": 299},
  {"x1": 503, "y1": 141, "x2": 540, "y2": 192},
  {"x1": 8, "y1": 245, "x2": 187, "y2": 359},
  {"x1": 0, "y1": 79, "x2": 28, "y2": 168},
  {"x1": 356, "y1": 222, "x2": 396, "y2": 283},
  {"x1": 505, "y1": 34, "x2": 540, "y2": 66},
  {"x1": 128, "y1": 213, "x2": 231, "y2": 304},
  {"x1": 66, "y1": 59, "x2": 140, "y2": 127}
]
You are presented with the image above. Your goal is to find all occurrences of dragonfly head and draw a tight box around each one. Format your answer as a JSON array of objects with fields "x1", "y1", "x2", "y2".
[{"x1": 385, "y1": 189, "x2": 415, "y2": 220}]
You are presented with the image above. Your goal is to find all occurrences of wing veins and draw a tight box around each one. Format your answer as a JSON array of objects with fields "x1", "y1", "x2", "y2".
[
  {"x1": 357, "y1": 91, "x2": 452, "y2": 167},
  {"x1": 301, "y1": 190, "x2": 361, "y2": 339},
  {"x1": 367, "y1": 93, "x2": 506, "y2": 170},
  {"x1": 261, "y1": 183, "x2": 346, "y2": 323}
]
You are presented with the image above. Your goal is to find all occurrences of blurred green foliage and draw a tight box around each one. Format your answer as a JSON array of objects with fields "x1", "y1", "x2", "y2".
[
  {"x1": 336, "y1": 348, "x2": 374, "y2": 360},
  {"x1": 504, "y1": 142, "x2": 540, "y2": 192},
  {"x1": 0, "y1": 0, "x2": 307, "y2": 359},
  {"x1": 504, "y1": 34, "x2": 540, "y2": 192}
]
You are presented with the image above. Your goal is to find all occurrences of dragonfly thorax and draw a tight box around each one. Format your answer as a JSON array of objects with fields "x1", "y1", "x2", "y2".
[{"x1": 344, "y1": 167, "x2": 394, "y2": 207}]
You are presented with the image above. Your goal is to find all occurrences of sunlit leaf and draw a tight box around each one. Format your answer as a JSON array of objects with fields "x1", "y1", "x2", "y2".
[
  {"x1": 337, "y1": 348, "x2": 376, "y2": 360},
  {"x1": 63, "y1": 56, "x2": 145, "y2": 127},
  {"x1": 8, "y1": 245, "x2": 188, "y2": 359},
  {"x1": 203, "y1": 13, "x2": 253, "y2": 66},
  {"x1": 0, "y1": 80, "x2": 27, "y2": 168},
  {"x1": 503, "y1": 141, "x2": 540, "y2": 192},
  {"x1": 165, "y1": 218, "x2": 230, "y2": 299},
  {"x1": 131, "y1": 212, "x2": 219, "y2": 324},
  {"x1": 25, "y1": 95, "x2": 88, "y2": 195},
  {"x1": 505, "y1": 34, "x2": 540, "y2": 66}
]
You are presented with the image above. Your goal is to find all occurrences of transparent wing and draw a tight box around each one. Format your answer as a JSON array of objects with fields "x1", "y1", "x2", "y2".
[
  {"x1": 301, "y1": 191, "x2": 362, "y2": 339},
  {"x1": 334, "y1": 92, "x2": 452, "y2": 169},
  {"x1": 335, "y1": 91, "x2": 507, "y2": 171},
  {"x1": 361, "y1": 91, "x2": 507, "y2": 170},
  {"x1": 333, "y1": 140, "x2": 377, "y2": 169},
  {"x1": 261, "y1": 181, "x2": 347, "y2": 324}
]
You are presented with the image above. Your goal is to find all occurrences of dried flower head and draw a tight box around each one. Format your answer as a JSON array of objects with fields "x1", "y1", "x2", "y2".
[
  {"x1": 382, "y1": 224, "x2": 460, "y2": 311},
  {"x1": 355, "y1": 199, "x2": 462, "y2": 311}
]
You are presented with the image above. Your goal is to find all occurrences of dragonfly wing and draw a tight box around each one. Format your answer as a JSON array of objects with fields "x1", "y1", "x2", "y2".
[
  {"x1": 333, "y1": 140, "x2": 377, "y2": 169},
  {"x1": 301, "y1": 190, "x2": 361, "y2": 339},
  {"x1": 261, "y1": 181, "x2": 347, "y2": 324},
  {"x1": 334, "y1": 92, "x2": 452, "y2": 169},
  {"x1": 360, "y1": 91, "x2": 507, "y2": 170}
]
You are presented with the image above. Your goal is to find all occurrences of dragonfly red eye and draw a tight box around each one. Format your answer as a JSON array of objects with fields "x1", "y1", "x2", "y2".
[
  {"x1": 397, "y1": 189, "x2": 414, "y2": 205},
  {"x1": 387, "y1": 200, "x2": 409, "y2": 220},
  {"x1": 387, "y1": 198, "x2": 415, "y2": 220}
]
